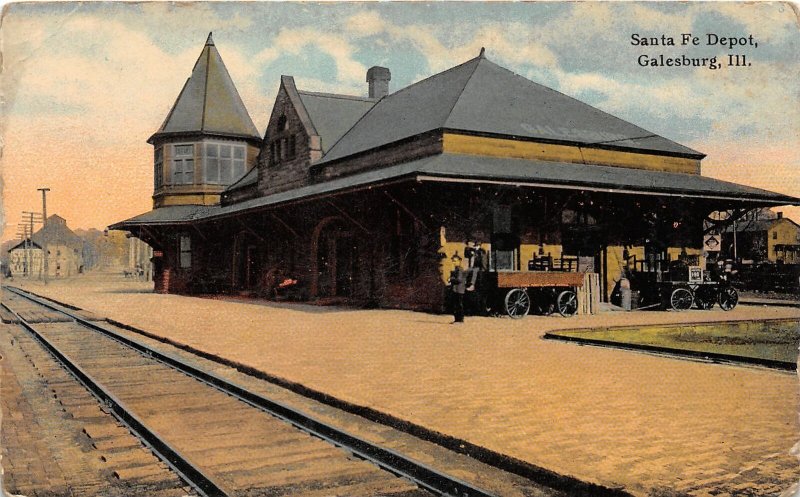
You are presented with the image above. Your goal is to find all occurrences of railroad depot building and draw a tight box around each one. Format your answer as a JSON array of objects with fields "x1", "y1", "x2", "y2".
[{"x1": 111, "y1": 34, "x2": 798, "y2": 311}]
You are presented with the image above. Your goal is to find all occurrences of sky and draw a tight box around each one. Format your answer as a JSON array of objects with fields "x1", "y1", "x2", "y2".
[{"x1": 1, "y1": 1, "x2": 798, "y2": 243}]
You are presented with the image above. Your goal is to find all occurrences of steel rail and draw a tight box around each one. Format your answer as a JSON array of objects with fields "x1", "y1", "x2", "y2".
[
  {"x1": 0, "y1": 297, "x2": 227, "y2": 497},
  {"x1": 5, "y1": 286, "x2": 499, "y2": 497}
]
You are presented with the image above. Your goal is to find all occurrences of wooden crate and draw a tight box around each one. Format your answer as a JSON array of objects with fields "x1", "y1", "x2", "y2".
[{"x1": 578, "y1": 273, "x2": 600, "y2": 315}]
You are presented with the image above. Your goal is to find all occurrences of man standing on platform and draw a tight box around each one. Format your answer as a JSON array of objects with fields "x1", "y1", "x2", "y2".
[
  {"x1": 471, "y1": 241, "x2": 488, "y2": 314},
  {"x1": 449, "y1": 252, "x2": 468, "y2": 323}
]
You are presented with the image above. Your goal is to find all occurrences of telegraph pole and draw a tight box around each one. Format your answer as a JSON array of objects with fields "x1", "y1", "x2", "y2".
[
  {"x1": 16, "y1": 225, "x2": 29, "y2": 277},
  {"x1": 22, "y1": 211, "x2": 43, "y2": 279},
  {"x1": 38, "y1": 188, "x2": 50, "y2": 284}
]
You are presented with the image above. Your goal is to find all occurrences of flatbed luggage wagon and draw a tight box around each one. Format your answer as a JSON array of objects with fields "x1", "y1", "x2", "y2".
[{"x1": 488, "y1": 271, "x2": 585, "y2": 318}]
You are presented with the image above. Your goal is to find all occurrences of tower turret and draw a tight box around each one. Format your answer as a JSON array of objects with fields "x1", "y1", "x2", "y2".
[{"x1": 149, "y1": 33, "x2": 261, "y2": 208}]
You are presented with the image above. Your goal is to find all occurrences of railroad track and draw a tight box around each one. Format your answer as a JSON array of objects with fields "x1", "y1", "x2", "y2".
[{"x1": 1, "y1": 286, "x2": 498, "y2": 497}]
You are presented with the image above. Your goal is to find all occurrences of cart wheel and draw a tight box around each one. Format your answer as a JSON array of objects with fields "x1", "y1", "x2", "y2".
[
  {"x1": 670, "y1": 287, "x2": 693, "y2": 311},
  {"x1": 718, "y1": 286, "x2": 738, "y2": 311},
  {"x1": 504, "y1": 288, "x2": 530, "y2": 318},
  {"x1": 694, "y1": 288, "x2": 716, "y2": 310},
  {"x1": 556, "y1": 290, "x2": 578, "y2": 317}
]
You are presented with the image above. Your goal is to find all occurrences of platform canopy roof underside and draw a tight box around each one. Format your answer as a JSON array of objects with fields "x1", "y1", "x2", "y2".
[{"x1": 111, "y1": 153, "x2": 799, "y2": 230}]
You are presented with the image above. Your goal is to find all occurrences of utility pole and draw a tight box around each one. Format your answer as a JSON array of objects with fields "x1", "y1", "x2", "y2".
[
  {"x1": 16, "y1": 225, "x2": 29, "y2": 277},
  {"x1": 38, "y1": 188, "x2": 50, "y2": 284},
  {"x1": 22, "y1": 211, "x2": 43, "y2": 279}
]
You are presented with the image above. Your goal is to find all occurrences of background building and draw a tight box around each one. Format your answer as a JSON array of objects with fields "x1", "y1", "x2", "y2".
[
  {"x1": 7, "y1": 215, "x2": 84, "y2": 278},
  {"x1": 723, "y1": 212, "x2": 800, "y2": 264}
]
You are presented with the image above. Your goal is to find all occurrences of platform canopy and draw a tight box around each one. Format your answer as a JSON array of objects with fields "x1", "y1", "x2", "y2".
[{"x1": 111, "y1": 153, "x2": 799, "y2": 230}]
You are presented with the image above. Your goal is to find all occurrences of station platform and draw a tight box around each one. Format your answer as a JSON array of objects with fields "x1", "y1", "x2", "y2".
[{"x1": 7, "y1": 273, "x2": 800, "y2": 497}]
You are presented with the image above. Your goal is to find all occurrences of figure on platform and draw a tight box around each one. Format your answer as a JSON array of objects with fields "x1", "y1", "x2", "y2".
[
  {"x1": 449, "y1": 252, "x2": 467, "y2": 323},
  {"x1": 471, "y1": 240, "x2": 488, "y2": 314}
]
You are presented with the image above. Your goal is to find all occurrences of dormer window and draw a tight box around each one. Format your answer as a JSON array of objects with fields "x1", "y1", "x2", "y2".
[{"x1": 172, "y1": 144, "x2": 195, "y2": 185}]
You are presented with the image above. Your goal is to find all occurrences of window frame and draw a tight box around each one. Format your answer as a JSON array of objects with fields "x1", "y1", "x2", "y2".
[
  {"x1": 203, "y1": 141, "x2": 246, "y2": 185},
  {"x1": 179, "y1": 234, "x2": 192, "y2": 269},
  {"x1": 154, "y1": 146, "x2": 164, "y2": 189},
  {"x1": 171, "y1": 143, "x2": 195, "y2": 185}
]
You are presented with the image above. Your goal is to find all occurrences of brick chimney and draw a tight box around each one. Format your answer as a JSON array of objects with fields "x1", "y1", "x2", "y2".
[{"x1": 367, "y1": 66, "x2": 391, "y2": 99}]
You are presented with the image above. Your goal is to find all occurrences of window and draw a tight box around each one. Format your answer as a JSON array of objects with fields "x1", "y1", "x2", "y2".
[
  {"x1": 773, "y1": 231, "x2": 778, "y2": 240},
  {"x1": 172, "y1": 144, "x2": 194, "y2": 185},
  {"x1": 277, "y1": 115, "x2": 287, "y2": 131},
  {"x1": 204, "y1": 142, "x2": 246, "y2": 185},
  {"x1": 179, "y1": 235, "x2": 191, "y2": 268},
  {"x1": 288, "y1": 134, "x2": 296, "y2": 159},
  {"x1": 154, "y1": 147, "x2": 163, "y2": 189}
]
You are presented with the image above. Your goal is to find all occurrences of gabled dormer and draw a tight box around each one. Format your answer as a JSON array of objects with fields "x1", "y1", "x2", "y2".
[
  {"x1": 258, "y1": 73, "x2": 380, "y2": 196},
  {"x1": 149, "y1": 33, "x2": 262, "y2": 208}
]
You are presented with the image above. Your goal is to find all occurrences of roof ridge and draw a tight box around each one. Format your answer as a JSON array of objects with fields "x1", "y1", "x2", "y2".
[
  {"x1": 378, "y1": 54, "x2": 483, "y2": 102},
  {"x1": 281, "y1": 75, "x2": 319, "y2": 138},
  {"x1": 318, "y1": 55, "x2": 483, "y2": 163},
  {"x1": 442, "y1": 55, "x2": 484, "y2": 129},
  {"x1": 200, "y1": 44, "x2": 211, "y2": 131},
  {"x1": 210, "y1": 43, "x2": 259, "y2": 137},
  {"x1": 297, "y1": 90, "x2": 376, "y2": 102},
  {"x1": 489, "y1": 59, "x2": 703, "y2": 157}
]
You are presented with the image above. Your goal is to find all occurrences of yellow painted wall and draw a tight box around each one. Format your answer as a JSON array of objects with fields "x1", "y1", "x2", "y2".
[
  {"x1": 442, "y1": 133, "x2": 701, "y2": 175},
  {"x1": 155, "y1": 192, "x2": 221, "y2": 208},
  {"x1": 768, "y1": 219, "x2": 800, "y2": 263},
  {"x1": 440, "y1": 229, "x2": 707, "y2": 300}
]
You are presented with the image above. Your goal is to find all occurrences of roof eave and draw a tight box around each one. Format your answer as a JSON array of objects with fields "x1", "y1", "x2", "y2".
[
  {"x1": 147, "y1": 130, "x2": 262, "y2": 145},
  {"x1": 413, "y1": 171, "x2": 799, "y2": 205}
]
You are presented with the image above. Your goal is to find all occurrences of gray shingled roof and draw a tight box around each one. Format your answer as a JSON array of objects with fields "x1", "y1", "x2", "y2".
[
  {"x1": 149, "y1": 33, "x2": 260, "y2": 143},
  {"x1": 224, "y1": 165, "x2": 258, "y2": 192},
  {"x1": 113, "y1": 153, "x2": 798, "y2": 229},
  {"x1": 318, "y1": 54, "x2": 703, "y2": 164},
  {"x1": 10, "y1": 215, "x2": 84, "y2": 251},
  {"x1": 109, "y1": 205, "x2": 218, "y2": 228},
  {"x1": 297, "y1": 91, "x2": 376, "y2": 152}
]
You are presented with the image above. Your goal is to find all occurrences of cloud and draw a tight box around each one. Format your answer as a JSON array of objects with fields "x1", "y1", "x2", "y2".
[{"x1": 253, "y1": 28, "x2": 367, "y2": 86}]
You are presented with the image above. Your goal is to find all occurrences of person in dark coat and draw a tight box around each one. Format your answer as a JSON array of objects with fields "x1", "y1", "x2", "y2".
[
  {"x1": 449, "y1": 252, "x2": 468, "y2": 323},
  {"x1": 471, "y1": 241, "x2": 488, "y2": 314}
]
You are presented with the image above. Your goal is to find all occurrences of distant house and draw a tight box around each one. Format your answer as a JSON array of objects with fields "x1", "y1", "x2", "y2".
[
  {"x1": 7, "y1": 215, "x2": 84, "y2": 277},
  {"x1": 723, "y1": 212, "x2": 800, "y2": 264}
]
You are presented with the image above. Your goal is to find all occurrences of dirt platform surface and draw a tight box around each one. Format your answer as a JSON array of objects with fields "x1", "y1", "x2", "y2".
[{"x1": 7, "y1": 272, "x2": 800, "y2": 497}]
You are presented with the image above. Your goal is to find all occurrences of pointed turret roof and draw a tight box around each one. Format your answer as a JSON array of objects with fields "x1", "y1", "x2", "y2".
[
  {"x1": 318, "y1": 53, "x2": 703, "y2": 164},
  {"x1": 149, "y1": 33, "x2": 260, "y2": 143}
]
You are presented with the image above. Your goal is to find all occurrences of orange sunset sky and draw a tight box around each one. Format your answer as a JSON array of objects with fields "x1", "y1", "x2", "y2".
[{"x1": 1, "y1": 2, "x2": 798, "y2": 243}]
